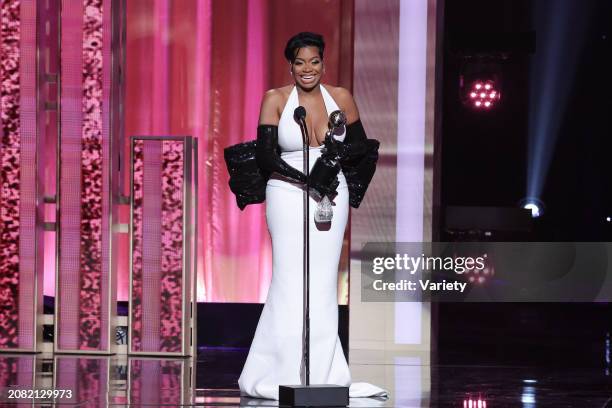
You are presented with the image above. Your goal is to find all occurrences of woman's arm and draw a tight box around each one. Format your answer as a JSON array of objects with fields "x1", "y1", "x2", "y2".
[
  {"x1": 327, "y1": 87, "x2": 368, "y2": 157},
  {"x1": 330, "y1": 88, "x2": 380, "y2": 208},
  {"x1": 333, "y1": 87, "x2": 361, "y2": 126},
  {"x1": 256, "y1": 89, "x2": 307, "y2": 183},
  {"x1": 258, "y1": 89, "x2": 282, "y2": 125}
]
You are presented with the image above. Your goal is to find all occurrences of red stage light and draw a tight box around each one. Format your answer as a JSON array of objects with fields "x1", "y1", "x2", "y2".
[
  {"x1": 464, "y1": 398, "x2": 487, "y2": 408},
  {"x1": 465, "y1": 79, "x2": 500, "y2": 110}
]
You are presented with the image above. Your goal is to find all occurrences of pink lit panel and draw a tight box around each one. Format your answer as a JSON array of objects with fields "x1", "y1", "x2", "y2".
[
  {"x1": 57, "y1": 0, "x2": 111, "y2": 352},
  {"x1": 78, "y1": 0, "x2": 104, "y2": 350},
  {"x1": 130, "y1": 140, "x2": 147, "y2": 352},
  {"x1": 131, "y1": 139, "x2": 184, "y2": 353},
  {"x1": 0, "y1": 0, "x2": 38, "y2": 351},
  {"x1": 160, "y1": 140, "x2": 184, "y2": 351},
  {"x1": 0, "y1": 0, "x2": 23, "y2": 351}
]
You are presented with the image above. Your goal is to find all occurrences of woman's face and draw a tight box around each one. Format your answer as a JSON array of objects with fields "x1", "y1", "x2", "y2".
[{"x1": 291, "y1": 46, "x2": 324, "y2": 90}]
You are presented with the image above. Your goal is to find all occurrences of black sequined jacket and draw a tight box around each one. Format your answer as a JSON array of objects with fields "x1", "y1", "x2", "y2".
[{"x1": 224, "y1": 121, "x2": 379, "y2": 210}]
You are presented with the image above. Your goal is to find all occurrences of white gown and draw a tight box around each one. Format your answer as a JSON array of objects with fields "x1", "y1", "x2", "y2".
[{"x1": 238, "y1": 85, "x2": 388, "y2": 400}]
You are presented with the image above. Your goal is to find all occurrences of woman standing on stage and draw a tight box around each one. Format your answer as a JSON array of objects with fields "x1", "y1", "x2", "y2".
[{"x1": 236, "y1": 32, "x2": 386, "y2": 400}]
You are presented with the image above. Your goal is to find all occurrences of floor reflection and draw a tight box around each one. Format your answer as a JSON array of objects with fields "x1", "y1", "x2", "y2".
[
  {"x1": 128, "y1": 357, "x2": 192, "y2": 405},
  {"x1": 0, "y1": 350, "x2": 611, "y2": 406},
  {"x1": 0, "y1": 355, "x2": 35, "y2": 390},
  {"x1": 54, "y1": 356, "x2": 109, "y2": 405}
]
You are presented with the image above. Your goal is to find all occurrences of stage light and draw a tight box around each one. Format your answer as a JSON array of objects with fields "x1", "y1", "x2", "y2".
[
  {"x1": 458, "y1": 56, "x2": 504, "y2": 111},
  {"x1": 470, "y1": 80, "x2": 500, "y2": 109},
  {"x1": 463, "y1": 397, "x2": 487, "y2": 408},
  {"x1": 523, "y1": 203, "x2": 540, "y2": 218},
  {"x1": 521, "y1": 386, "x2": 536, "y2": 406},
  {"x1": 605, "y1": 332, "x2": 610, "y2": 366},
  {"x1": 461, "y1": 77, "x2": 501, "y2": 110},
  {"x1": 519, "y1": 197, "x2": 545, "y2": 218},
  {"x1": 606, "y1": 216, "x2": 611, "y2": 222}
]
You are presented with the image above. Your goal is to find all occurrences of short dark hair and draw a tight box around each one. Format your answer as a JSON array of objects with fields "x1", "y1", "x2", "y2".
[{"x1": 284, "y1": 32, "x2": 325, "y2": 63}]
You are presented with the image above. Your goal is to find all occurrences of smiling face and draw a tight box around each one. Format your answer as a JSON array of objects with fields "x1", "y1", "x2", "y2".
[{"x1": 290, "y1": 46, "x2": 324, "y2": 91}]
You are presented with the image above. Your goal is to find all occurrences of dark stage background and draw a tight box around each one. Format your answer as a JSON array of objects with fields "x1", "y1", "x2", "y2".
[{"x1": 438, "y1": 0, "x2": 612, "y2": 367}]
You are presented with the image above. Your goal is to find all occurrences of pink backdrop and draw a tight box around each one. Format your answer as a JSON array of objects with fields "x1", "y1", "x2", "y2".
[{"x1": 122, "y1": 0, "x2": 353, "y2": 303}]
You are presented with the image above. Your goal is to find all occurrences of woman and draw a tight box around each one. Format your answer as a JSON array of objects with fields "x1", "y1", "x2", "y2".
[{"x1": 237, "y1": 32, "x2": 387, "y2": 400}]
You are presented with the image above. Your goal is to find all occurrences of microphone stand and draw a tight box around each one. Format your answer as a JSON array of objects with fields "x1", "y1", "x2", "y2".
[
  {"x1": 298, "y1": 116, "x2": 311, "y2": 388},
  {"x1": 278, "y1": 107, "x2": 348, "y2": 407}
]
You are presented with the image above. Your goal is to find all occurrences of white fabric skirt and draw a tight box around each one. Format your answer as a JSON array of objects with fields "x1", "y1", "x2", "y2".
[{"x1": 238, "y1": 152, "x2": 388, "y2": 400}]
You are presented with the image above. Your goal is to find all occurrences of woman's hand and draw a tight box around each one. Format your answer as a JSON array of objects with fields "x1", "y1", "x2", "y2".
[{"x1": 256, "y1": 125, "x2": 307, "y2": 184}]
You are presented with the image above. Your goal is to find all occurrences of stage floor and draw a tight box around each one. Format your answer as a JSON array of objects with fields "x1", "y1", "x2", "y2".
[{"x1": 0, "y1": 348, "x2": 610, "y2": 406}]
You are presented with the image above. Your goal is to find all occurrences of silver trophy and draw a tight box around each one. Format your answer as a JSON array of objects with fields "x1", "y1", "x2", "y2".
[
  {"x1": 314, "y1": 110, "x2": 347, "y2": 223},
  {"x1": 314, "y1": 195, "x2": 334, "y2": 223},
  {"x1": 328, "y1": 110, "x2": 347, "y2": 134}
]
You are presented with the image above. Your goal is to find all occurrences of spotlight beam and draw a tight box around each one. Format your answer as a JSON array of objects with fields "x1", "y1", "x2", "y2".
[{"x1": 527, "y1": 0, "x2": 594, "y2": 199}]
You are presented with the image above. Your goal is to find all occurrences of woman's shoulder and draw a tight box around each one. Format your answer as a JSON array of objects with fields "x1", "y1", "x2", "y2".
[
  {"x1": 324, "y1": 84, "x2": 359, "y2": 122},
  {"x1": 262, "y1": 85, "x2": 292, "y2": 102},
  {"x1": 259, "y1": 85, "x2": 294, "y2": 125},
  {"x1": 324, "y1": 84, "x2": 353, "y2": 101},
  {"x1": 261, "y1": 86, "x2": 293, "y2": 110}
]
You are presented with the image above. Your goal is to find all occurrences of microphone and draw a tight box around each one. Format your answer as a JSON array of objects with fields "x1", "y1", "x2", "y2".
[
  {"x1": 294, "y1": 106, "x2": 308, "y2": 146},
  {"x1": 294, "y1": 106, "x2": 307, "y2": 123}
]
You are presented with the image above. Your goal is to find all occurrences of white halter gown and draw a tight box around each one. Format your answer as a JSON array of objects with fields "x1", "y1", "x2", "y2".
[{"x1": 238, "y1": 85, "x2": 388, "y2": 400}]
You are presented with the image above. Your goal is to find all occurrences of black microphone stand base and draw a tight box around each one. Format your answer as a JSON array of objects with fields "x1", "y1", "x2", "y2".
[{"x1": 279, "y1": 384, "x2": 349, "y2": 407}]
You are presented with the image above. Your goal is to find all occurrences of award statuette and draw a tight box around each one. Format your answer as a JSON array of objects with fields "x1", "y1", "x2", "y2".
[{"x1": 313, "y1": 110, "x2": 347, "y2": 223}]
